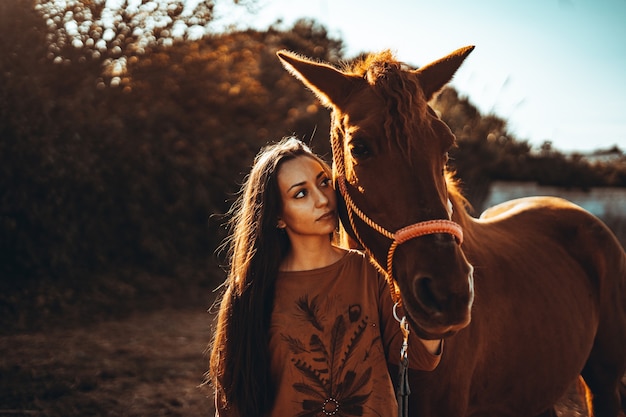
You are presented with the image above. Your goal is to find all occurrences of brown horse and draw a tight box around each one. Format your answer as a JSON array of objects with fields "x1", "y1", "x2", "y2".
[{"x1": 277, "y1": 47, "x2": 626, "y2": 416}]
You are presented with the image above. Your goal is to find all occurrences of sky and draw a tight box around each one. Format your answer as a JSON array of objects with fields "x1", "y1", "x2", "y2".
[{"x1": 210, "y1": 0, "x2": 626, "y2": 153}]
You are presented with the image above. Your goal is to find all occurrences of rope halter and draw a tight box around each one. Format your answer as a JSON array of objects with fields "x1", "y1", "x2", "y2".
[{"x1": 337, "y1": 175, "x2": 463, "y2": 304}]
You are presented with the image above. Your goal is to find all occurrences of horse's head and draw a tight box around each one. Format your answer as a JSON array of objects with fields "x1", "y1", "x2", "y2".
[{"x1": 277, "y1": 47, "x2": 476, "y2": 339}]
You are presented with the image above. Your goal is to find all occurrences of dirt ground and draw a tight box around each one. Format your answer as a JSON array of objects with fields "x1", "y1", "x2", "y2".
[
  {"x1": 0, "y1": 308, "x2": 215, "y2": 417},
  {"x1": 0, "y1": 308, "x2": 596, "y2": 417}
]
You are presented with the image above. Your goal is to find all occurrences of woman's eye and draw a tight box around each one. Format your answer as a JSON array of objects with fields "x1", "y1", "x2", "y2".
[
  {"x1": 320, "y1": 177, "x2": 331, "y2": 187},
  {"x1": 294, "y1": 189, "x2": 306, "y2": 199}
]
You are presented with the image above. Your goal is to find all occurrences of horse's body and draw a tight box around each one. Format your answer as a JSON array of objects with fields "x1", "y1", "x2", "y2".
[{"x1": 277, "y1": 47, "x2": 626, "y2": 416}]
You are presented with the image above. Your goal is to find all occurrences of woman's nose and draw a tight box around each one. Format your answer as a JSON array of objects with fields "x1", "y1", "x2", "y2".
[{"x1": 314, "y1": 187, "x2": 330, "y2": 206}]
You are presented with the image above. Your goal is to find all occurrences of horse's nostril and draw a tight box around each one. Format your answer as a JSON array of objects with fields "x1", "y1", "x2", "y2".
[{"x1": 414, "y1": 276, "x2": 443, "y2": 313}]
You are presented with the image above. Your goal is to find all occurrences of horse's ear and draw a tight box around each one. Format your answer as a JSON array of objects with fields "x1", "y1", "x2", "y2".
[
  {"x1": 414, "y1": 45, "x2": 475, "y2": 100},
  {"x1": 277, "y1": 50, "x2": 359, "y2": 109}
]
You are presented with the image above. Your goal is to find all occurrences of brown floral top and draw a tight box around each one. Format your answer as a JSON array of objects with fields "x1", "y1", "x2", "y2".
[{"x1": 268, "y1": 250, "x2": 440, "y2": 417}]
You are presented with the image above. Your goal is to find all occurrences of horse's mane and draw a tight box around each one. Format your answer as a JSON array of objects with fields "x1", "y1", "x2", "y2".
[
  {"x1": 445, "y1": 172, "x2": 474, "y2": 227},
  {"x1": 339, "y1": 50, "x2": 432, "y2": 157}
]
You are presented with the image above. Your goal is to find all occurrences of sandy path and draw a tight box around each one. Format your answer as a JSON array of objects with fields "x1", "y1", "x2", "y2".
[{"x1": 0, "y1": 308, "x2": 215, "y2": 417}]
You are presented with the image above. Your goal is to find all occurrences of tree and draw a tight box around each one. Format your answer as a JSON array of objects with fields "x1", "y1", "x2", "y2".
[
  {"x1": 0, "y1": 0, "x2": 344, "y2": 332},
  {"x1": 33, "y1": 0, "x2": 254, "y2": 87}
]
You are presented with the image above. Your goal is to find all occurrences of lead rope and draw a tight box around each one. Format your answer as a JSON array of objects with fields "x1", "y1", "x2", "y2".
[{"x1": 394, "y1": 304, "x2": 411, "y2": 417}]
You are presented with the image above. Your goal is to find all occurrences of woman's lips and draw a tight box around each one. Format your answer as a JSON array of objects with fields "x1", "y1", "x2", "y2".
[{"x1": 317, "y1": 211, "x2": 336, "y2": 221}]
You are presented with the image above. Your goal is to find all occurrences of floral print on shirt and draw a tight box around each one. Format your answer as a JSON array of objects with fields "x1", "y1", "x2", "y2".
[{"x1": 280, "y1": 294, "x2": 376, "y2": 417}]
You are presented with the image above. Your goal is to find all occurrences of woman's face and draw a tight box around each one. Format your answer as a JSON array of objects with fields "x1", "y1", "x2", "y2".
[{"x1": 276, "y1": 155, "x2": 337, "y2": 239}]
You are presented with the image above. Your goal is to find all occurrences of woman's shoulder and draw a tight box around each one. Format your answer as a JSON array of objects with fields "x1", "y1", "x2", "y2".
[
  {"x1": 341, "y1": 248, "x2": 379, "y2": 273},
  {"x1": 339, "y1": 248, "x2": 367, "y2": 259},
  {"x1": 334, "y1": 247, "x2": 365, "y2": 262}
]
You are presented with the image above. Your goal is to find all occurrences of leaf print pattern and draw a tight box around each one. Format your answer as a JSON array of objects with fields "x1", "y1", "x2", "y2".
[
  {"x1": 281, "y1": 334, "x2": 309, "y2": 355},
  {"x1": 281, "y1": 295, "x2": 374, "y2": 417},
  {"x1": 329, "y1": 315, "x2": 346, "y2": 386},
  {"x1": 296, "y1": 294, "x2": 325, "y2": 331}
]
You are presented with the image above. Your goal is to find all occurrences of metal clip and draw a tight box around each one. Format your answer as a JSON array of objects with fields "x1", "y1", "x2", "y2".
[
  {"x1": 393, "y1": 301, "x2": 402, "y2": 323},
  {"x1": 399, "y1": 316, "x2": 409, "y2": 361}
]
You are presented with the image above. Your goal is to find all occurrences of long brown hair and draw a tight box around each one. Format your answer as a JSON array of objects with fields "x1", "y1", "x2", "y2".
[{"x1": 208, "y1": 137, "x2": 332, "y2": 416}]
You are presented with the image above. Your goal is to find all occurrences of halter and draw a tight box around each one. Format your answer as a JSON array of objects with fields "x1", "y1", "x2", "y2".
[
  {"x1": 337, "y1": 175, "x2": 463, "y2": 292},
  {"x1": 332, "y1": 138, "x2": 464, "y2": 306}
]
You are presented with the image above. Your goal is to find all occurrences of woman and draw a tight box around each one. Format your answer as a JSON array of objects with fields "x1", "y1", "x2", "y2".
[{"x1": 208, "y1": 137, "x2": 441, "y2": 417}]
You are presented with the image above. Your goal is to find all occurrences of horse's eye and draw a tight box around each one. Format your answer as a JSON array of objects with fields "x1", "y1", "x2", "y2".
[
  {"x1": 442, "y1": 153, "x2": 449, "y2": 175},
  {"x1": 349, "y1": 139, "x2": 371, "y2": 160}
]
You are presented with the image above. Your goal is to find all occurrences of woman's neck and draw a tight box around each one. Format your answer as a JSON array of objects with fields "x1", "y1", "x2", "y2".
[{"x1": 280, "y1": 238, "x2": 345, "y2": 272}]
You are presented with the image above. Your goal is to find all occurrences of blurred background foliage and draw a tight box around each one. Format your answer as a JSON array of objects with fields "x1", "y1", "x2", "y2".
[{"x1": 1, "y1": 0, "x2": 625, "y2": 333}]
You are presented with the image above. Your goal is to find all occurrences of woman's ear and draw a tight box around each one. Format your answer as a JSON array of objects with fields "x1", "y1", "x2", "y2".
[{"x1": 277, "y1": 219, "x2": 286, "y2": 229}]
